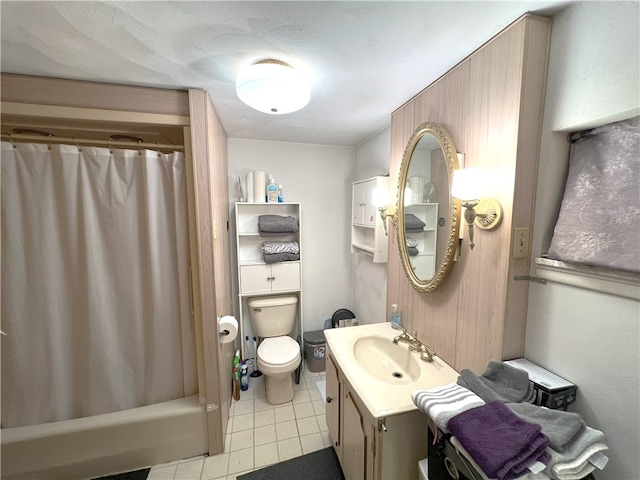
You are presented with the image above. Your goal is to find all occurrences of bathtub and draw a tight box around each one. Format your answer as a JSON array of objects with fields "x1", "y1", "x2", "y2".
[{"x1": 1, "y1": 394, "x2": 208, "y2": 480}]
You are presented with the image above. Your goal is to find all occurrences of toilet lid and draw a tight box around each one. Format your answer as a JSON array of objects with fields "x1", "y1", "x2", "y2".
[{"x1": 258, "y1": 336, "x2": 300, "y2": 364}]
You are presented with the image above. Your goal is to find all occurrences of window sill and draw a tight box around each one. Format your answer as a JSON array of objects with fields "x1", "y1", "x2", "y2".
[{"x1": 534, "y1": 257, "x2": 640, "y2": 300}]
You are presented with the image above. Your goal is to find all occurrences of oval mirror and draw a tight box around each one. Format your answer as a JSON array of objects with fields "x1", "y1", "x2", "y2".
[{"x1": 395, "y1": 122, "x2": 461, "y2": 292}]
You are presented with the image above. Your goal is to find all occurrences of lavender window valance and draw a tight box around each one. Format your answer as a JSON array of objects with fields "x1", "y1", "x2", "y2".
[{"x1": 548, "y1": 115, "x2": 640, "y2": 273}]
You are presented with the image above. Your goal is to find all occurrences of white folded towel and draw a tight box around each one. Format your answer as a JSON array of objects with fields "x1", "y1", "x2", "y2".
[
  {"x1": 412, "y1": 383, "x2": 484, "y2": 432},
  {"x1": 545, "y1": 426, "x2": 609, "y2": 480}
]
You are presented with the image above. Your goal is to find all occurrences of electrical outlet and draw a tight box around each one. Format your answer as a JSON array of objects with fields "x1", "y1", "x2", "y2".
[{"x1": 513, "y1": 227, "x2": 529, "y2": 258}]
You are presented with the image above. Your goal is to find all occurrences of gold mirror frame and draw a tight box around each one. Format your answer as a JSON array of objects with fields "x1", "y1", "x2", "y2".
[{"x1": 396, "y1": 122, "x2": 461, "y2": 293}]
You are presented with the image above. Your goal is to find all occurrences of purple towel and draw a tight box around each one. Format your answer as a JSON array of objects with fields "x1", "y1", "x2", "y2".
[{"x1": 448, "y1": 401, "x2": 550, "y2": 480}]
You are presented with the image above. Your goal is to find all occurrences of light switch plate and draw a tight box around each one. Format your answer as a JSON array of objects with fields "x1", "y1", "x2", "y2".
[{"x1": 514, "y1": 227, "x2": 529, "y2": 258}]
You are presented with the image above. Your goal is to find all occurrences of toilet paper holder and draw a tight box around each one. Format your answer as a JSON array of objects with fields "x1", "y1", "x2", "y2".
[{"x1": 218, "y1": 315, "x2": 239, "y2": 344}]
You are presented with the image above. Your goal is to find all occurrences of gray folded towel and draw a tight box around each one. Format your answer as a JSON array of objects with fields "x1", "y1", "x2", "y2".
[
  {"x1": 258, "y1": 231, "x2": 296, "y2": 237},
  {"x1": 408, "y1": 246, "x2": 419, "y2": 256},
  {"x1": 263, "y1": 252, "x2": 300, "y2": 264},
  {"x1": 457, "y1": 361, "x2": 535, "y2": 404},
  {"x1": 405, "y1": 213, "x2": 425, "y2": 230},
  {"x1": 507, "y1": 403, "x2": 585, "y2": 452},
  {"x1": 258, "y1": 215, "x2": 299, "y2": 234}
]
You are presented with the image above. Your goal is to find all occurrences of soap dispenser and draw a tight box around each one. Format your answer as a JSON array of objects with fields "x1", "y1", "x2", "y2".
[{"x1": 390, "y1": 304, "x2": 402, "y2": 330}]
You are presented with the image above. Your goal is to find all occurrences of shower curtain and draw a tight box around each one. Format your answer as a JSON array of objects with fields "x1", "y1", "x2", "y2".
[{"x1": 1, "y1": 142, "x2": 197, "y2": 428}]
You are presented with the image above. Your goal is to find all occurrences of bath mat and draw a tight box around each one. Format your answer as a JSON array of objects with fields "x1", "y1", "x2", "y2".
[
  {"x1": 238, "y1": 447, "x2": 344, "y2": 480},
  {"x1": 92, "y1": 467, "x2": 150, "y2": 480}
]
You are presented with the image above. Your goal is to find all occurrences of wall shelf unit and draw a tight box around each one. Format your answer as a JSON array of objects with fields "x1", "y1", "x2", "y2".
[
  {"x1": 235, "y1": 202, "x2": 303, "y2": 360},
  {"x1": 404, "y1": 202, "x2": 438, "y2": 279},
  {"x1": 351, "y1": 176, "x2": 389, "y2": 263}
]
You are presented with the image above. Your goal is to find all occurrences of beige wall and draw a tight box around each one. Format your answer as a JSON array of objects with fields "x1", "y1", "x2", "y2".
[
  {"x1": 353, "y1": 126, "x2": 391, "y2": 324},
  {"x1": 526, "y1": 3, "x2": 639, "y2": 479}
]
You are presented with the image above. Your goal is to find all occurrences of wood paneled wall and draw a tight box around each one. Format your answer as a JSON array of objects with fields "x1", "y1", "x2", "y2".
[
  {"x1": 387, "y1": 15, "x2": 551, "y2": 374},
  {"x1": 188, "y1": 90, "x2": 233, "y2": 454}
]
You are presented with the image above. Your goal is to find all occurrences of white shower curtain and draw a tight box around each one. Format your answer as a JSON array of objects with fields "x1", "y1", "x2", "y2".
[{"x1": 1, "y1": 142, "x2": 197, "y2": 428}]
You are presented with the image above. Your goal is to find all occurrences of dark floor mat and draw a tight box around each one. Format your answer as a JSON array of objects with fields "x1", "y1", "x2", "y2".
[
  {"x1": 92, "y1": 467, "x2": 150, "y2": 480},
  {"x1": 238, "y1": 447, "x2": 344, "y2": 480}
]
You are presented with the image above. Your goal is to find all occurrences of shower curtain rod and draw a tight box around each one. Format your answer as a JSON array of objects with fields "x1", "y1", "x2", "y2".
[{"x1": 1, "y1": 132, "x2": 185, "y2": 152}]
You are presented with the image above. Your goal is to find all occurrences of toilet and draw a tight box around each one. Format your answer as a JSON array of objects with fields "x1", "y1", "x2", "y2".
[{"x1": 247, "y1": 294, "x2": 300, "y2": 405}]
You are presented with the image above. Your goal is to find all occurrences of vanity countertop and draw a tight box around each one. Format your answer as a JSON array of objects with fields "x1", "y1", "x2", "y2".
[{"x1": 324, "y1": 322, "x2": 459, "y2": 418}]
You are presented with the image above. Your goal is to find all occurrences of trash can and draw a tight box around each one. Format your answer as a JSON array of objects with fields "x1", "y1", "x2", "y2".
[{"x1": 304, "y1": 330, "x2": 326, "y2": 372}]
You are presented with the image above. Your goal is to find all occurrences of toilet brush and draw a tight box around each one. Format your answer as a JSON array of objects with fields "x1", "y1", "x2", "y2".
[{"x1": 250, "y1": 336, "x2": 262, "y2": 377}]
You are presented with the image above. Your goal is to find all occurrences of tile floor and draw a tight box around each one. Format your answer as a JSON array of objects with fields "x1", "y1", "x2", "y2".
[{"x1": 146, "y1": 364, "x2": 329, "y2": 480}]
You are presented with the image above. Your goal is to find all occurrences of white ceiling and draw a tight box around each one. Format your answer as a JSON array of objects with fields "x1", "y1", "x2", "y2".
[{"x1": 1, "y1": 1, "x2": 573, "y2": 147}]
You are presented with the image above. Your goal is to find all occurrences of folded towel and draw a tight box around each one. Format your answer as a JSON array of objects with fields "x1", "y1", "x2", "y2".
[
  {"x1": 258, "y1": 215, "x2": 299, "y2": 234},
  {"x1": 550, "y1": 442, "x2": 608, "y2": 480},
  {"x1": 544, "y1": 426, "x2": 608, "y2": 479},
  {"x1": 450, "y1": 436, "x2": 552, "y2": 480},
  {"x1": 258, "y1": 231, "x2": 297, "y2": 237},
  {"x1": 457, "y1": 361, "x2": 536, "y2": 404},
  {"x1": 448, "y1": 401, "x2": 550, "y2": 480},
  {"x1": 507, "y1": 403, "x2": 585, "y2": 452},
  {"x1": 411, "y1": 383, "x2": 485, "y2": 432},
  {"x1": 406, "y1": 237, "x2": 418, "y2": 248},
  {"x1": 406, "y1": 228, "x2": 425, "y2": 233},
  {"x1": 263, "y1": 252, "x2": 300, "y2": 264},
  {"x1": 405, "y1": 213, "x2": 426, "y2": 230},
  {"x1": 408, "y1": 246, "x2": 419, "y2": 256},
  {"x1": 262, "y1": 241, "x2": 300, "y2": 255}
]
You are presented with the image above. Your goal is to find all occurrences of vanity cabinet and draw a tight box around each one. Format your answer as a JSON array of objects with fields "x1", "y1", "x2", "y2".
[
  {"x1": 326, "y1": 345, "x2": 429, "y2": 480},
  {"x1": 351, "y1": 176, "x2": 389, "y2": 263},
  {"x1": 234, "y1": 202, "x2": 303, "y2": 358}
]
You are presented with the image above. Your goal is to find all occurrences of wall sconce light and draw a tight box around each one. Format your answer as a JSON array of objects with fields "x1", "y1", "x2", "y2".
[
  {"x1": 372, "y1": 187, "x2": 397, "y2": 236},
  {"x1": 451, "y1": 168, "x2": 503, "y2": 250},
  {"x1": 236, "y1": 59, "x2": 310, "y2": 114}
]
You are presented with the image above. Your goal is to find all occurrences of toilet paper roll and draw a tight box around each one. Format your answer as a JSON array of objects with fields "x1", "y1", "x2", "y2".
[
  {"x1": 246, "y1": 171, "x2": 254, "y2": 203},
  {"x1": 218, "y1": 315, "x2": 238, "y2": 344},
  {"x1": 253, "y1": 171, "x2": 266, "y2": 203}
]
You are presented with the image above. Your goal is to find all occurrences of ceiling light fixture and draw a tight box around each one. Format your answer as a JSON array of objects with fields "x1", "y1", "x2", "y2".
[{"x1": 236, "y1": 59, "x2": 310, "y2": 115}]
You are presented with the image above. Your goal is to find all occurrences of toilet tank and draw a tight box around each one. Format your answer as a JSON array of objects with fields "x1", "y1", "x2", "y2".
[{"x1": 247, "y1": 294, "x2": 298, "y2": 338}]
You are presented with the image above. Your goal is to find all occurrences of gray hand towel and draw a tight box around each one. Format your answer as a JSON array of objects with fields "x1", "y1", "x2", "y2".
[
  {"x1": 405, "y1": 213, "x2": 426, "y2": 230},
  {"x1": 507, "y1": 402, "x2": 585, "y2": 452},
  {"x1": 457, "y1": 360, "x2": 535, "y2": 404},
  {"x1": 263, "y1": 252, "x2": 300, "y2": 264},
  {"x1": 258, "y1": 215, "x2": 299, "y2": 234}
]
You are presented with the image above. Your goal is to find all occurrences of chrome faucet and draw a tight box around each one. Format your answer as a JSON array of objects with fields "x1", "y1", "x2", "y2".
[
  {"x1": 418, "y1": 344, "x2": 436, "y2": 363},
  {"x1": 392, "y1": 328, "x2": 422, "y2": 350},
  {"x1": 392, "y1": 327, "x2": 436, "y2": 362}
]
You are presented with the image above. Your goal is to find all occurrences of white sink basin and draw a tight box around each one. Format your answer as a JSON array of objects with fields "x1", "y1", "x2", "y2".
[
  {"x1": 325, "y1": 322, "x2": 459, "y2": 417},
  {"x1": 353, "y1": 335, "x2": 421, "y2": 384}
]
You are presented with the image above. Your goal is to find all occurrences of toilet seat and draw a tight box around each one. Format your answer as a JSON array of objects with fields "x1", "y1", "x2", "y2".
[{"x1": 258, "y1": 336, "x2": 300, "y2": 365}]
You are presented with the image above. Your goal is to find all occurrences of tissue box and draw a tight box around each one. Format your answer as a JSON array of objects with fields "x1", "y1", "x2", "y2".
[{"x1": 503, "y1": 358, "x2": 577, "y2": 410}]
